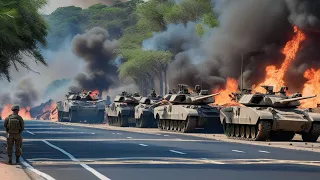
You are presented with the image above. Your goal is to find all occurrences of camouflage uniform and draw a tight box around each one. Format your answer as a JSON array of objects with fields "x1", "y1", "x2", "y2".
[{"x1": 3, "y1": 105, "x2": 24, "y2": 164}]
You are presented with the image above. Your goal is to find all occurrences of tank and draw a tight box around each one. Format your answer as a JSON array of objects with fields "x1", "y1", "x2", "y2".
[
  {"x1": 106, "y1": 91, "x2": 141, "y2": 127},
  {"x1": 220, "y1": 85, "x2": 320, "y2": 142},
  {"x1": 56, "y1": 91, "x2": 105, "y2": 123},
  {"x1": 153, "y1": 84, "x2": 221, "y2": 133},
  {"x1": 134, "y1": 89, "x2": 163, "y2": 128}
]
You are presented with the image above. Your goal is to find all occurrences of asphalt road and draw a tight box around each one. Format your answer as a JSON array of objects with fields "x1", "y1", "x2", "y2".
[{"x1": 1, "y1": 120, "x2": 320, "y2": 180}]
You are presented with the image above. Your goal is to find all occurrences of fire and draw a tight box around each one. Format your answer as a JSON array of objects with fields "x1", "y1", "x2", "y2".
[
  {"x1": 89, "y1": 90, "x2": 100, "y2": 100},
  {"x1": 1, "y1": 104, "x2": 32, "y2": 120},
  {"x1": 253, "y1": 26, "x2": 306, "y2": 93},
  {"x1": 300, "y1": 68, "x2": 320, "y2": 108},
  {"x1": 213, "y1": 78, "x2": 238, "y2": 105}
]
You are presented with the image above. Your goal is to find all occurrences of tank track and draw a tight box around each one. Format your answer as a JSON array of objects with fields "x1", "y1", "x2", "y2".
[
  {"x1": 223, "y1": 120, "x2": 271, "y2": 141},
  {"x1": 302, "y1": 123, "x2": 320, "y2": 142},
  {"x1": 157, "y1": 117, "x2": 197, "y2": 133},
  {"x1": 107, "y1": 116, "x2": 129, "y2": 127}
]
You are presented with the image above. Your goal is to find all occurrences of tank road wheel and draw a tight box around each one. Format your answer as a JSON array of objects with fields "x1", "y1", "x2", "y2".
[
  {"x1": 173, "y1": 121, "x2": 178, "y2": 131},
  {"x1": 170, "y1": 121, "x2": 175, "y2": 131},
  {"x1": 302, "y1": 123, "x2": 320, "y2": 142},
  {"x1": 225, "y1": 124, "x2": 232, "y2": 137},
  {"x1": 245, "y1": 126, "x2": 251, "y2": 138},
  {"x1": 69, "y1": 110, "x2": 78, "y2": 123},
  {"x1": 177, "y1": 121, "x2": 182, "y2": 132},
  {"x1": 254, "y1": 120, "x2": 271, "y2": 141},
  {"x1": 180, "y1": 117, "x2": 197, "y2": 133},
  {"x1": 235, "y1": 125, "x2": 240, "y2": 137},
  {"x1": 135, "y1": 118, "x2": 141, "y2": 128},
  {"x1": 250, "y1": 126, "x2": 256, "y2": 139},
  {"x1": 240, "y1": 125, "x2": 246, "y2": 138},
  {"x1": 230, "y1": 124, "x2": 235, "y2": 137},
  {"x1": 166, "y1": 120, "x2": 170, "y2": 130}
]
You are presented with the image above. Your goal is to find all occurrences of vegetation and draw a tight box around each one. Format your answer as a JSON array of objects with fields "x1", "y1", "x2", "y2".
[{"x1": 0, "y1": 0, "x2": 48, "y2": 81}]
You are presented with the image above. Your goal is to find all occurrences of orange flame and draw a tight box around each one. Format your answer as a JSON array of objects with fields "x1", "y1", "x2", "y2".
[
  {"x1": 212, "y1": 78, "x2": 238, "y2": 105},
  {"x1": 89, "y1": 90, "x2": 100, "y2": 100},
  {"x1": 300, "y1": 68, "x2": 320, "y2": 108},
  {"x1": 252, "y1": 26, "x2": 306, "y2": 93},
  {"x1": 1, "y1": 104, "x2": 32, "y2": 120}
]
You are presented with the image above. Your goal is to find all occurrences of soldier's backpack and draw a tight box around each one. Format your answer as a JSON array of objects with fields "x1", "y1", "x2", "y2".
[{"x1": 8, "y1": 115, "x2": 21, "y2": 132}]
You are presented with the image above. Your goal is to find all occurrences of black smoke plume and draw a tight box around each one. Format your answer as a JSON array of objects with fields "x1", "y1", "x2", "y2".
[
  {"x1": 69, "y1": 27, "x2": 119, "y2": 93},
  {"x1": 145, "y1": 0, "x2": 320, "y2": 92}
]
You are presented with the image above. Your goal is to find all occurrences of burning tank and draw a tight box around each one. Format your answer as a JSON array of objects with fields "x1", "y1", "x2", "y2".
[
  {"x1": 135, "y1": 89, "x2": 163, "y2": 128},
  {"x1": 56, "y1": 91, "x2": 105, "y2": 123},
  {"x1": 153, "y1": 84, "x2": 221, "y2": 133},
  {"x1": 106, "y1": 91, "x2": 141, "y2": 127},
  {"x1": 220, "y1": 86, "x2": 320, "y2": 142}
]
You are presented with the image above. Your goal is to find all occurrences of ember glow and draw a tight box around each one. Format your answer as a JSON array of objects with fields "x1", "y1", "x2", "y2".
[
  {"x1": 253, "y1": 26, "x2": 306, "y2": 93},
  {"x1": 89, "y1": 90, "x2": 100, "y2": 100},
  {"x1": 213, "y1": 78, "x2": 238, "y2": 105},
  {"x1": 1, "y1": 104, "x2": 32, "y2": 120},
  {"x1": 300, "y1": 68, "x2": 320, "y2": 108}
]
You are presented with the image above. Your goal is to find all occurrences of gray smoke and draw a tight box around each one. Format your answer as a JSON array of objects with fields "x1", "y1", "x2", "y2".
[
  {"x1": 0, "y1": 78, "x2": 39, "y2": 108},
  {"x1": 146, "y1": 0, "x2": 320, "y2": 92},
  {"x1": 69, "y1": 27, "x2": 119, "y2": 93}
]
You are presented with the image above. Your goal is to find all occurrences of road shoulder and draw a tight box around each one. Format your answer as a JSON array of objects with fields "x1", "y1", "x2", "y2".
[
  {"x1": 0, "y1": 137, "x2": 31, "y2": 180},
  {"x1": 52, "y1": 120, "x2": 320, "y2": 153}
]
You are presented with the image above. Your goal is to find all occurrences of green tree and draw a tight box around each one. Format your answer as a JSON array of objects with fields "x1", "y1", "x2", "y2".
[{"x1": 0, "y1": 0, "x2": 48, "y2": 81}]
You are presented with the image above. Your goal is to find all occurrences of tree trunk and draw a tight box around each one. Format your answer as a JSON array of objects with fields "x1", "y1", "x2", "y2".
[
  {"x1": 164, "y1": 69, "x2": 167, "y2": 95},
  {"x1": 158, "y1": 71, "x2": 163, "y2": 97}
]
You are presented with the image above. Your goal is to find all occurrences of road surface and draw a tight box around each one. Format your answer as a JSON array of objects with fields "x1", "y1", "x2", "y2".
[{"x1": 1, "y1": 120, "x2": 320, "y2": 180}]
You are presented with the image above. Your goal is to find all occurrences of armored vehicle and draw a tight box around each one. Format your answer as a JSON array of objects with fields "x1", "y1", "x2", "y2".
[
  {"x1": 106, "y1": 91, "x2": 141, "y2": 127},
  {"x1": 135, "y1": 90, "x2": 163, "y2": 128},
  {"x1": 220, "y1": 86, "x2": 320, "y2": 142},
  {"x1": 56, "y1": 91, "x2": 105, "y2": 123},
  {"x1": 153, "y1": 84, "x2": 221, "y2": 133}
]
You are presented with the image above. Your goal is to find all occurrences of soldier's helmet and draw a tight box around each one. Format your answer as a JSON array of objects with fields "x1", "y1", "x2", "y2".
[{"x1": 11, "y1": 105, "x2": 20, "y2": 111}]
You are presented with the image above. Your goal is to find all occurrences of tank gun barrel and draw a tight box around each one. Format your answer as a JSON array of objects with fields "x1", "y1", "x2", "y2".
[
  {"x1": 278, "y1": 95, "x2": 317, "y2": 104},
  {"x1": 192, "y1": 92, "x2": 220, "y2": 102}
]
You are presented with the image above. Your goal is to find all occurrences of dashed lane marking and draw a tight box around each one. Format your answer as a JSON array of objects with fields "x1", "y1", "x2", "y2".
[
  {"x1": 163, "y1": 135, "x2": 169, "y2": 137},
  {"x1": 170, "y1": 150, "x2": 186, "y2": 155},
  {"x1": 155, "y1": 134, "x2": 161, "y2": 135},
  {"x1": 232, "y1": 150, "x2": 245, "y2": 153},
  {"x1": 116, "y1": 133, "x2": 121, "y2": 135},
  {"x1": 259, "y1": 150, "x2": 270, "y2": 154},
  {"x1": 127, "y1": 137, "x2": 132, "y2": 139},
  {"x1": 42, "y1": 140, "x2": 111, "y2": 180},
  {"x1": 23, "y1": 138, "x2": 216, "y2": 142},
  {"x1": 139, "y1": 144, "x2": 148, "y2": 147},
  {"x1": 26, "y1": 130, "x2": 35, "y2": 135},
  {"x1": 20, "y1": 157, "x2": 56, "y2": 180}
]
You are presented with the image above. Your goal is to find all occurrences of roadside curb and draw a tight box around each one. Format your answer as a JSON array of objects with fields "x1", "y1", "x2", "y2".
[{"x1": 52, "y1": 121, "x2": 320, "y2": 153}]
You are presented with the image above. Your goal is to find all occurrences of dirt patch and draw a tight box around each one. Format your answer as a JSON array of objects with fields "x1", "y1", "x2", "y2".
[{"x1": 52, "y1": 120, "x2": 320, "y2": 153}]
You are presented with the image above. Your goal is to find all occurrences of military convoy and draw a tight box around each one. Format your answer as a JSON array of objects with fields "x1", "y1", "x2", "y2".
[
  {"x1": 106, "y1": 91, "x2": 141, "y2": 127},
  {"x1": 153, "y1": 84, "x2": 221, "y2": 133},
  {"x1": 135, "y1": 90, "x2": 163, "y2": 128},
  {"x1": 56, "y1": 91, "x2": 105, "y2": 123},
  {"x1": 220, "y1": 86, "x2": 320, "y2": 142}
]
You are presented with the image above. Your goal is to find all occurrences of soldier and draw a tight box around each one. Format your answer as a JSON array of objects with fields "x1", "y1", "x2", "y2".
[{"x1": 4, "y1": 105, "x2": 24, "y2": 164}]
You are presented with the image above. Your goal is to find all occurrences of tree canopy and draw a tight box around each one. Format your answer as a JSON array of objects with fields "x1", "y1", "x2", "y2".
[{"x1": 0, "y1": 0, "x2": 48, "y2": 81}]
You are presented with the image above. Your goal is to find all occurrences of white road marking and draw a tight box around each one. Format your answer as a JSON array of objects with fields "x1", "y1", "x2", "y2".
[
  {"x1": 26, "y1": 130, "x2": 35, "y2": 135},
  {"x1": 170, "y1": 150, "x2": 186, "y2": 155},
  {"x1": 163, "y1": 135, "x2": 169, "y2": 137},
  {"x1": 232, "y1": 150, "x2": 245, "y2": 153},
  {"x1": 26, "y1": 128, "x2": 73, "y2": 130},
  {"x1": 127, "y1": 137, "x2": 132, "y2": 139},
  {"x1": 259, "y1": 150, "x2": 270, "y2": 154},
  {"x1": 42, "y1": 140, "x2": 110, "y2": 180},
  {"x1": 116, "y1": 133, "x2": 121, "y2": 135},
  {"x1": 23, "y1": 138, "x2": 215, "y2": 142},
  {"x1": 139, "y1": 144, "x2": 148, "y2": 147},
  {"x1": 155, "y1": 134, "x2": 161, "y2": 135},
  {"x1": 92, "y1": 133, "x2": 95, "y2": 134},
  {"x1": 20, "y1": 157, "x2": 56, "y2": 180}
]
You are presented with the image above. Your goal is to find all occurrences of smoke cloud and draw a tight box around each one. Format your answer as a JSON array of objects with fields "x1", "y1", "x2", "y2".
[
  {"x1": 145, "y1": 0, "x2": 320, "y2": 92},
  {"x1": 69, "y1": 27, "x2": 119, "y2": 93}
]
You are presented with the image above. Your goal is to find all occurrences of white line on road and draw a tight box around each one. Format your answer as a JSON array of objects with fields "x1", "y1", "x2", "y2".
[
  {"x1": 26, "y1": 130, "x2": 35, "y2": 135},
  {"x1": 20, "y1": 157, "x2": 56, "y2": 180},
  {"x1": 170, "y1": 150, "x2": 186, "y2": 155},
  {"x1": 116, "y1": 133, "x2": 121, "y2": 135},
  {"x1": 163, "y1": 135, "x2": 169, "y2": 137},
  {"x1": 26, "y1": 128, "x2": 73, "y2": 130},
  {"x1": 92, "y1": 133, "x2": 95, "y2": 134},
  {"x1": 42, "y1": 140, "x2": 111, "y2": 180},
  {"x1": 259, "y1": 150, "x2": 270, "y2": 154},
  {"x1": 139, "y1": 144, "x2": 148, "y2": 147},
  {"x1": 155, "y1": 134, "x2": 161, "y2": 135},
  {"x1": 127, "y1": 137, "x2": 132, "y2": 139},
  {"x1": 232, "y1": 150, "x2": 245, "y2": 153}
]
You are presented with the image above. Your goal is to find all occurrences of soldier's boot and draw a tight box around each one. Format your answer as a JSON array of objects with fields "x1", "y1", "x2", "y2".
[
  {"x1": 16, "y1": 156, "x2": 20, "y2": 164},
  {"x1": 8, "y1": 156, "x2": 12, "y2": 165}
]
